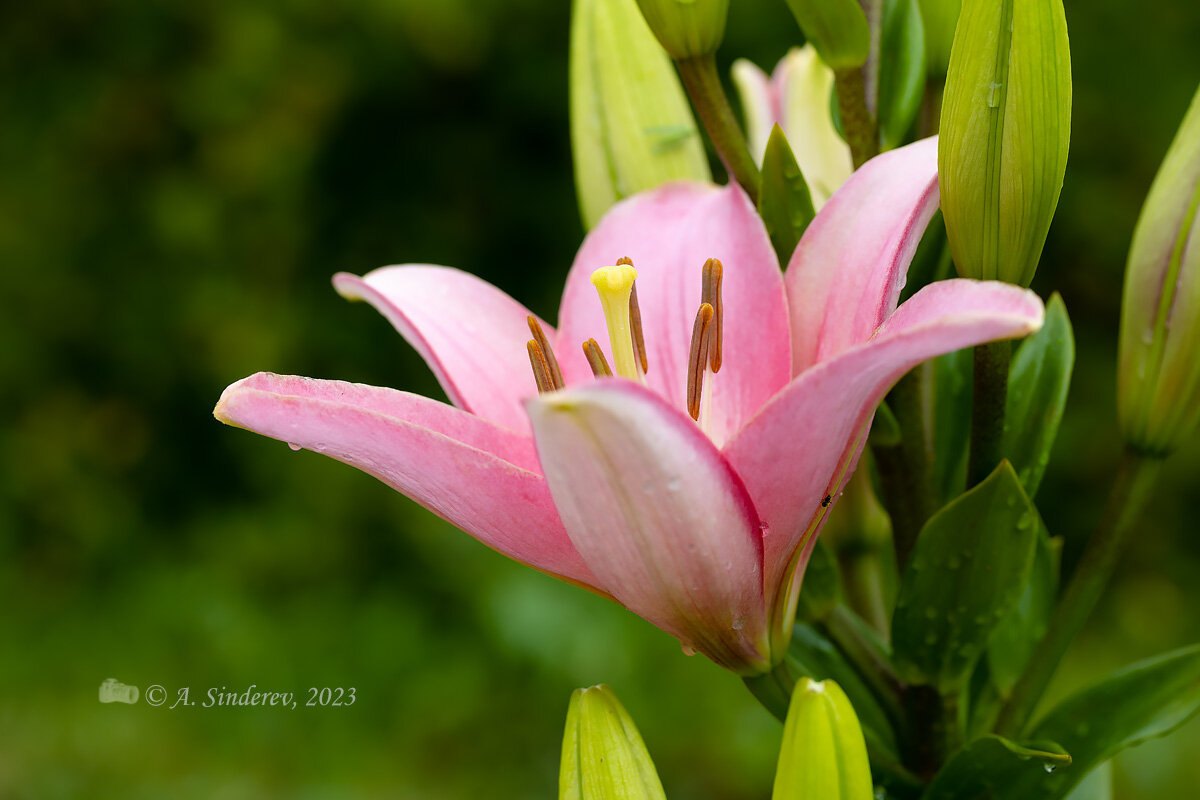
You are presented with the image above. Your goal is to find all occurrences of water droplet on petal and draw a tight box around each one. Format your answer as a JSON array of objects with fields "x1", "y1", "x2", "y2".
[
  {"x1": 680, "y1": 643, "x2": 697, "y2": 657},
  {"x1": 287, "y1": 443, "x2": 302, "y2": 451}
]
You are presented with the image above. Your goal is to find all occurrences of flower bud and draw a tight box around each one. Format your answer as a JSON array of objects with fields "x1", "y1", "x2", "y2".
[
  {"x1": 773, "y1": 678, "x2": 873, "y2": 800},
  {"x1": 782, "y1": 0, "x2": 870, "y2": 70},
  {"x1": 732, "y1": 46, "x2": 854, "y2": 209},
  {"x1": 633, "y1": 0, "x2": 729, "y2": 60},
  {"x1": 917, "y1": 0, "x2": 961, "y2": 77},
  {"x1": 1118, "y1": 85, "x2": 1200, "y2": 456},
  {"x1": 571, "y1": 0, "x2": 711, "y2": 229},
  {"x1": 938, "y1": 0, "x2": 1071, "y2": 286},
  {"x1": 560, "y1": 685, "x2": 667, "y2": 800}
]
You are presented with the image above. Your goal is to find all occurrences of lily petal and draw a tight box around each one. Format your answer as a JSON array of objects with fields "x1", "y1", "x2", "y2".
[
  {"x1": 527, "y1": 381, "x2": 770, "y2": 674},
  {"x1": 558, "y1": 183, "x2": 791, "y2": 446},
  {"x1": 724, "y1": 280, "x2": 1044, "y2": 614},
  {"x1": 785, "y1": 137, "x2": 940, "y2": 374},
  {"x1": 215, "y1": 372, "x2": 601, "y2": 589},
  {"x1": 334, "y1": 265, "x2": 549, "y2": 434}
]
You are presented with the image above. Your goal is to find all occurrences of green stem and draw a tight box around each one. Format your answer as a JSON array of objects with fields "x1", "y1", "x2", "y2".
[
  {"x1": 967, "y1": 340, "x2": 1011, "y2": 487},
  {"x1": 993, "y1": 449, "x2": 1163, "y2": 737},
  {"x1": 834, "y1": 67, "x2": 879, "y2": 169},
  {"x1": 872, "y1": 369, "x2": 938, "y2": 568},
  {"x1": 675, "y1": 54, "x2": 760, "y2": 204}
]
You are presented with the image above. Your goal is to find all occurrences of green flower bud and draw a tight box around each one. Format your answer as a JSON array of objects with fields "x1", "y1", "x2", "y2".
[
  {"x1": 773, "y1": 678, "x2": 874, "y2": 800},
  {"x1": 571, "y1": 0, "x2": 712, "y2": 229},
  {"x1": 1118, "y1": 85, "x2": 1200, "y2": 456},
  {"x1": 560, "y1": 685, "x2": 667, "y2": 800},
  {"x1": 633, "y1": 0, "x2": 729, "y2": 60},
  {"x1": 917, "y1": 0, "x2": 961, "y2": 77},
  {"x1": 782, "y1": 0, "x2": 870, "y2": 70},
  {"x1": 938, "y1": 0, "x2": 1071, "y2": 286}
]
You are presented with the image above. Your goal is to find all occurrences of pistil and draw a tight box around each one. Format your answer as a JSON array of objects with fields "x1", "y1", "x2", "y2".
[{"x1": 590, "y1": 263, "x2": 643, "y2": 381}]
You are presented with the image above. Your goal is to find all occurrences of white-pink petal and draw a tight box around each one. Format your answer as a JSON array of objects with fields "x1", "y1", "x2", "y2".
[
  {"x1": 558, "y1": 182, "x2": 792, "y2": 447},
  {"x1": 333, "y1": 265, "x2": 549, "y2": 434},
  {"x1": 785, "y1": 137, "x2": 941, "y2": 374},
  {"x1": 526, "y1": 380, "x2": 771, "y2": 673},
  {"x1": 215, "y1": 372, "x2": 602, "y2": 590}
]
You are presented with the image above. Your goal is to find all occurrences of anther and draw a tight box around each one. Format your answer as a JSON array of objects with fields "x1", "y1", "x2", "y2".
[
  {"x1": 526, "y1": 316, "x2": 564, "y2": 389},
  {"x1": 702, "y1": 258, "x2": 723, "y2": 372},
  {"x1": 686, "y1": 303, "x2": 715, "y2": 420},
  {"x1": 615, "y1": 257, "x2": 648, "y2": 374},
  {"x1": 582, "y1": 338, "x2": 613, "y2": 377},
  {"x1": 527, "y1": 340, "x2": 556, "y2": 394}
]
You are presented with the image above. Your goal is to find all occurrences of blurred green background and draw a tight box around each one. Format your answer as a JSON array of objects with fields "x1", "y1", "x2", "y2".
[{"x1": 2, "y1": 0, "x2": 1199, "y2": 797}]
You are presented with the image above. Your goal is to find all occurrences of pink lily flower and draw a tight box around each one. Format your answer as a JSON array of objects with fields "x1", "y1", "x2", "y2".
[{"x1": 214, "y1": 138, "x2": 1043, "y2": 675}]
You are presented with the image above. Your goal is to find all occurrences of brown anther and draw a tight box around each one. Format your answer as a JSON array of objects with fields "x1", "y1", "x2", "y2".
[
  {"x1": 582, "y1": 338, "x2": 613, "y2": 377},
  {"x1": 526, "y1": 316, "x2": 564, "y2": 389},
  {"x1": 616, "y1": 256, "x2": 634, "y2": 266},
  {"x1": 686, "y1": 303, "x2": 715, "y2": 420},
  {"x1": 629, "y1": 284, "x2": 648, "y2": 374},
  {"x1": 527, "y1": 340, "x2": 556, "y2": 394},
  {"x1": 702, "y1": 258, "x2": 724, "y2": 372}
]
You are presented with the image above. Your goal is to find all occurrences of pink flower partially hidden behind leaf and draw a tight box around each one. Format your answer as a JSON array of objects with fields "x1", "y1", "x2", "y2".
[{"x1": 214, "y1": 137, "x2": 1043, "y2": 675}]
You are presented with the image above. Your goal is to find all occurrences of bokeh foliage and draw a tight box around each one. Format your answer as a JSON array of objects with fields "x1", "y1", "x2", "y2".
[{"x1": 1, "y1": 0, "x2": 1198, "y2": 797}]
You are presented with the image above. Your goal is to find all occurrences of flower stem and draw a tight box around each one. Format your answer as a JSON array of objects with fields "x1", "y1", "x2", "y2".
[
  {"x1": 993, "y1": 449, "x2": 1163, "y2": 737},
  {"x1": 873, "y1": 368, "x2": 938, "y2": 568},
  {"x1": 675, "y1": 54, "x2": 760, "y2": 204},
  {"x1": 967, "y1": 340, "x2": 1011, "y2": 487},
  {"x1": 834, "y1": 67, "x2": 879, "y2": 168}
]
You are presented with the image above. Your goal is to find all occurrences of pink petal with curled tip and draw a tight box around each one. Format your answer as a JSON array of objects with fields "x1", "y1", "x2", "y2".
[
  {"x1": 526, "y1": 380, "x2": 770, "y2": 674},
  {"x1": 334, "y1": 266, "x2": 551, "y2": 434},
  {"x1": 785, "y1": 137, "x2": 941, "y2": 374},
  {"x1": 724, "y1": 280, "x2": 1044, "y2": 620},
  {"x1": 214, "y1": 372, "x2": 601, "y2": 590},
  {"x1": 557, "y1": 183, "x2": 791, "y2": 447}
]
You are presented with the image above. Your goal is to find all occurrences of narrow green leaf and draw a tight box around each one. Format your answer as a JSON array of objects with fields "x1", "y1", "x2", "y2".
[
  {"x1": 1064, "y1": 762, "x2": 1113, "y2": 800},
  {"x1": 986, "y1": 522, "x2": 1059, "y2": 694},
  {"x1": 892, "y1": 461, "x2": 1039, "y2": 692},
  {"x1": 878, "y1": 0, "x2": 927, "y2": 149},
  {"x1": 921, "y1": 735, "x2": 1071, "y2": 800},
  {"x1": 1026, "y1": 645, "x2": 1200, "y2": 799},
  {"x1": 758, "y1": 124, "x2": 817, "y2": 265},
  {"x1": 1003, "y1": 292, "x2": 1074, "y2": 497}
]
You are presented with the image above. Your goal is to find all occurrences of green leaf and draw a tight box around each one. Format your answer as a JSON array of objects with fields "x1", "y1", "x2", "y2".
[
  {"x1": 1003, "y1": 293, "x2": 1074, "y2": 497},
  {"x1": 795, "y1": 540, "x2": 842, "y2": 623},
  {"x1": 869, "y1": 400, "x2": 902, "y2": 447},
  {"x1": 891, "y1": 461, "x2": 1039, "y2": 692},
  {"x1": 1064, "y1": 762, "x2": 1112, "y2": 800},
  {"x1": 1025, "y1": 645, "x2": 1200, "y2": 799},
  {"x1": 744, "y1": 624, "x2": 898, "y2": 761},
  {"x1": 878, "y1": 0, "x2": 927, "y2": 149},
  {"x1": 758, "y1": 125, "x2": 817, "y2": 265},
  {"x1": 986, "y1": 523, "x2": 1059, "y2": 695},
  {"x1": 783, "y1": 0, "x2": 871, "y2": 70},
  {"x1": 921, "y1": 735, "x2": 1071, "y2": 800}
]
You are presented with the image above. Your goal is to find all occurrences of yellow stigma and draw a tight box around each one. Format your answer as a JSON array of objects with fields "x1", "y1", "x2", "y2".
[{"x1": 590, "y1": 265, "x2": 641, "y2": 381}]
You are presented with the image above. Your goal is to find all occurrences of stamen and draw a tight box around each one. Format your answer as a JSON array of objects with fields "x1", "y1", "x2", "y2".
[
  {"x1": 687, "y1": 303, "x2": 715, "y2": 421},
  {"x1": 582, "y1": 338, "x2": 613, "y2": 377},
  {"x1": 527, "y1": 339, "x2": 556, "y2": 394},
  {"x1": 702, "y1": 258, "x2": 724, "y2": 373},
  {"x1": 526, "y1": 316, "x2": 564, "y2": 389},
  {"x1": 615, "y1": 257, "x2": 648, "y2": 374},
  {"x1": 590, "y1": 264, "x2": 642, "y2": 381}
]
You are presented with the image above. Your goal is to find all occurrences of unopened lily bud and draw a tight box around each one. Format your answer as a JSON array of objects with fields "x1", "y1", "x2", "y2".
[
  {"x1": 782, "y1": 0, "x2": 870, "y2": 70},
  {"x1": 633, "y1": 0, "x2": 729, "y2": 59},
  {"x1": 918, "y1": 0, "x2": 961, "y2": 77},
  {"x1": 773, "y1": 678, "x2": 873, "y2": 800},
  {"x1": 1118, "y1": 85, "x2": 1200, "y2": 456},
  {"x1": 938, "y1": 0, "x2": 1071, "y2": 286},
  {"x1": 561, "y1": 685, "x2": 667, "y2": 800},
  {"x1": 571, "y1": 0, "x2": 711, "y2": 229}
]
